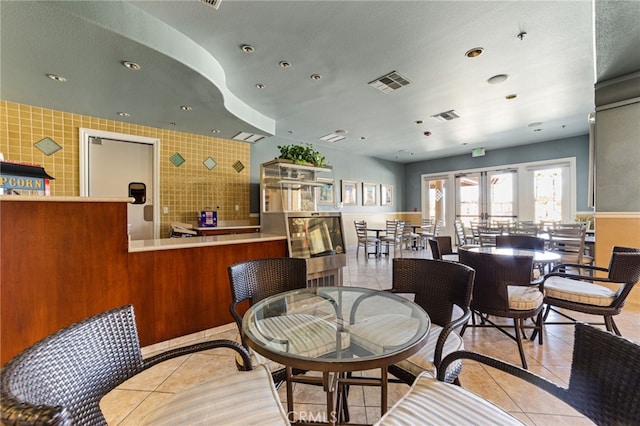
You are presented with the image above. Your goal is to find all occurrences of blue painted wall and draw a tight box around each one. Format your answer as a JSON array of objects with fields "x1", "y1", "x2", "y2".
[{"x1": 251, "y1": 134, "x2": 590, "y2": 213}]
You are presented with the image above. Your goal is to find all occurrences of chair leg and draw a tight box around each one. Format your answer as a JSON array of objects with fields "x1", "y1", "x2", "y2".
[
  {"x1": 513, "y1": 318, "x2": 528, "y2": 369},
  {"x1": 605, "y1": 316, "x2": 622, "y2": 336}
]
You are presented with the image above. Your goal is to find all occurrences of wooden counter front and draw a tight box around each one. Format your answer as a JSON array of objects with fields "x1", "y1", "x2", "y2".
[{"x1": 0, "y1": 197, "x2": 285, "y2": 365}]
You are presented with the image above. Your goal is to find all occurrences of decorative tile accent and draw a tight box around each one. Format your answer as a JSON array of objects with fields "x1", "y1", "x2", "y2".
[
  {"x1": 203, "y1": 157, "x2": 217, "y2": 170},
  {"x1": 233, "y1": 160, "x2": 245, "y2": 173},
  {"x1": 34, "y1": 137, "x2": 62, "y2": 155},
  {"x1": 170, "y1": 152, "x2": 185, "y2": 167}
]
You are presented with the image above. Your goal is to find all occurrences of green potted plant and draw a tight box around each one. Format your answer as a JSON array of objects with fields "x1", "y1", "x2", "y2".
[{"x1": 277, "y1": 142, "x2": 327, "y2": 167}]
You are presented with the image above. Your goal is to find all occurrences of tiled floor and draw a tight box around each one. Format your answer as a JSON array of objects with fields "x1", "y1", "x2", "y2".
[{"x1": 100, "y1": 246, "x2": 640, "y2": 425}]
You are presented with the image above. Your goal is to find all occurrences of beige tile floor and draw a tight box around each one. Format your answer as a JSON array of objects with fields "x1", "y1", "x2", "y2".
[{"x1": 100, "y1": 246, "x2": 640, "y2": 425}]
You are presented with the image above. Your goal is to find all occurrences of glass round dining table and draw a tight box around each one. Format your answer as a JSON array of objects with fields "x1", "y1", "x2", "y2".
[
  {"x1": 465, "y1": 246, "x2": 561, "y2": 273},
  {"x1": 242, "y1": 286, "x2": 430, "y2": 425}
]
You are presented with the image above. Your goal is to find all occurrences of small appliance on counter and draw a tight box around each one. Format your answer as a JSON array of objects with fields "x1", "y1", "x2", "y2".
[
  {"x1": 199, "y1": 208, "x2": 217, "y2": 227},
  {"x1": 0, "y1": 161, "x2": 55, "y2": 196}
]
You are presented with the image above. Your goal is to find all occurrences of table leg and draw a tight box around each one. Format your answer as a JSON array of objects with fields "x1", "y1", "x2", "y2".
[
  {"x1": 286, "y1": 366, "x2": 294, "y2": 422},
  {"x1": 380, "y1": 367, "x2": 388, "y2": 414},
  {"x1": 323, "y1": 371, "x2": 340, "y2": 426}
]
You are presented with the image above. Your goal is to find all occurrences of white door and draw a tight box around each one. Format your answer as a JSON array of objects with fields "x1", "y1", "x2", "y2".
[
  {"x1": 455, "y1": 169, "x2": 518, "y2": 226},
  {"x1": 80, "y1": 129, "x2": 159, "y2": 240}
]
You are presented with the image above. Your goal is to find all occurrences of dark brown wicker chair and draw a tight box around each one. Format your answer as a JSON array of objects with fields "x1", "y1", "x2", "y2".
[
  {"x1": 496, "y1": 234, "x2": 545, "y2": 251},
  {"x1": 534, "y1": 246, "x2": 640, "y2": 340},
  {"x1": 386, "y1": 258, "x2": 475, "y2": 384},
  {"x1": 0, "y1": 305, "x2": 288, "y2": 426},
  {"x1": 428, "y1": 236, "x2": 458, "y2": 261},
  {"x1": 228, "y1": 257, "x2": 308, "y2": 384},
  {"x1": 458, "y1": 248, "x2": 543, "y2": 369},
  {"x1": 378, "y1": 323, "x2": 640, "y2": 425}
]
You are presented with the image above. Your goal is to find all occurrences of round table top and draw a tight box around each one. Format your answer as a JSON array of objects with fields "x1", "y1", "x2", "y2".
[
  {"x1": 242, "y1": 286, "x2": 430, "y2": 372},
  {"x1": 466, "y1": 246, "x2": 561, "y2": 263}
]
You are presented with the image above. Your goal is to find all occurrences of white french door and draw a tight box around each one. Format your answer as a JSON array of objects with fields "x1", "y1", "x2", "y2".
[{"x1": 454, "y1": 169, "x2": 518, "y2": 227}]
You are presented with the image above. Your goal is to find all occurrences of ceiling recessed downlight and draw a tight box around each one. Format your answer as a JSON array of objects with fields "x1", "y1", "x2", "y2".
[
  {"x1": 180, "y1": 105, "x2": 192, "y2": 111},
  {"x1": 505, "y1": 94, "x2": 518, "y2": 100},
  {"x1": 241, "y1": 44, "x2": 255, "y2": 53},
  {"x1": 279, "y1": 60, "x2": 291, "y2": 68},
  {"x1": 487, "y1": 74, "x2": 509, "y2": 84},
  {"x1": 310, "y1": 74, "x2": 322, "y2": 80},
  {"x1": 211, "y1": 129, "x2": 220, "y2": 134},
  {"x1": 46, "y1": 74, "x2": 66, "y2": 82},
  {"x1": 255, "y1": 83, "x2": 265, "y2": 89},
  {"x1": 465, "y1": 47, "x2": 484, "y2": 58},
  {"x1": 122, "y1": 61, "x2": 141, "y2": 70},
  {"x1": 117, "y1": 112, "x2": 130, "y2": 117}
]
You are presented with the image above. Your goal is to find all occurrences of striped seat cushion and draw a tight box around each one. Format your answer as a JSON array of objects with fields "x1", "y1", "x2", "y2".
[
  {"x1": 375, "y1": 372, "x2": 524, "y2": 426},
  {"x1": 507, "y1": 286, "x2": 543, "y2": 310},
  {"x1": 544, "y1": 276, "x2": 617, "y2": 306},
  {"x1": 143, "y1": 364, "x2": 290, "y2": 425},
  {"x1": 347, "y1": 314, "x2": 423, "y2": 354},
  {"x1": 394, "y1": 324, "x2": 463, "y2": 378}
]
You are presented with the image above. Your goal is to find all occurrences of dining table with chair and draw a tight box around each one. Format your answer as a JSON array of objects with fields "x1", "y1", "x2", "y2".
[{"x1": 241, "y1": 285, "x2": 431, "y2": 426}]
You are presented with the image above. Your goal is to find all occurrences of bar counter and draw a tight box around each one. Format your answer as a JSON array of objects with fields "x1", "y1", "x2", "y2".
[{"x1": 0, "y1": 196, "x2": 287, "y2": 365}]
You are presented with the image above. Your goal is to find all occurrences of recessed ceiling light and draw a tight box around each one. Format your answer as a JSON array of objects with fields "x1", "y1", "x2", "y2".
[
  {"x1": 360, "y1": 136, "x2": 367, "y2": 140},
  {"x1": 505, "y1": 94, "x2": 518, "y2": 100},
  {"x1": 334, "y1": 129, "x2": 348, "y2": 135},
  {"x1": 310, "y1": 74, "x2": 322, "y2": 80},
  {"x1": 487, "y1": 74, "x2": 509, "y2": 84},
  {"x1": 528, "y1": 122, "x2": 543, "y2": 127},
  {"x1": 117, "y1": 112, "x2": 130, "y2": 117},
  {"x1": 241, "y1": 44, "x2": 255, "y2": 53},
  {"x1": 211, "y1": 129, "x2": 220, "y2": 134},
  {"x1": 46, "y1": 73, "x2": 66, "y2": 82},
  {"x1": 533, "y1": 128, "x2": 543, "y2": 132},
  {"x1": 122, "y1": 61, "x2": 141, "y2": 70},
  {"x1": 415, "y1": 120, "x2": 423, "y2": 125},
  {"x1": 465, "y1": 47, "x2": 484, "y2": 58},
  {"x1": 279, "y1": 61, "x2": 291, "y2": 68},
  {"x1": 255, "y1": 83, "x2": 265, "y2": 89},
  {"x1": 180, "y1": 105, "x2": 193, "y2": 111}
]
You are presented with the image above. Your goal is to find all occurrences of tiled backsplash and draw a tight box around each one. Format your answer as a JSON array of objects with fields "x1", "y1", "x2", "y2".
[{"x1": 0, "y1": 101, "x2": 250, "y2": 236}]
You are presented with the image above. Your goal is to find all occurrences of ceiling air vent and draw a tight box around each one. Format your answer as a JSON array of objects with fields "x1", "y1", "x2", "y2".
[
  {"x1": 368, "y1": 71, "x2": 411, "y2": 93},
  {"x1": 200, "y1": 0, "x2": 221, "y2": 10},
  {"x1": 318, "y1": 133, "x2": 347, "y2": 143},
  {"x1": 431, "y1": 110, "x2": 461, "y2": 122},
  {"x1": 232, "y1": 132, "x2": 266, "y2": 143}
]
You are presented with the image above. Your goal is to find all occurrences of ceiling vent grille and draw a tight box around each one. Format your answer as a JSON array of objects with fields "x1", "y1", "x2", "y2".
[
  {"x1": 431, "y1": 110, "x2": 461, "y2": 122},
  {"x1": 200, "y1": 0, "x2": 222, "y2": 10},
  {"x1": 232, "y1": 132, "x2": 266, "y2": 143},
  {"x1": 318, "y1": 133, "x2": 347, "y2": 143},
  {"x1": 368, "y1": 71, "x2": 411, "y2": 93}
]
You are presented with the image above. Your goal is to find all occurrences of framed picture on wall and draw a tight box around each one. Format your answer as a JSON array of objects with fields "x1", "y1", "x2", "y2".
[
  {"x1": 341, "y1": 180, "x2": 358, "y2": 206},
  {"x1": 316, "y1": 178, "x2": 335, "y2": 206},
  {"x1": 362, "y1": 182, "x2": 377, "y2": 206},
  {"x1": 381, "y1": 184, "x2": 393, "y2": 206}
]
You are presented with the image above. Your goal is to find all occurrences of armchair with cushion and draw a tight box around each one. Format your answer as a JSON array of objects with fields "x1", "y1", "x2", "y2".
[
  {"x1": 376, "y1": 323, "x2": 640, "y2": 426},
  {"x1": 534, "y1": 246, "x2": 640, "y2": 339},
  {"x1": 0, "y1": 305, "x2": 290, "y2": 426}
]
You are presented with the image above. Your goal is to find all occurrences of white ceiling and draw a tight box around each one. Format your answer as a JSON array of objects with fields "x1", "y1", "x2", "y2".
[{"x1": 1, "y1": 1, "x2": 638, "y2": 163}]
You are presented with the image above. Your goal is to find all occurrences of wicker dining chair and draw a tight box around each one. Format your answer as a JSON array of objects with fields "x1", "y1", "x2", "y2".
[
  {"x1": 428, "y1": 236, "x2": 459, "y2": 261},
  {"x1": 0, "y1": 305, "x2": 290, "y2": 426},
  {"x1": 377, "y1": 323, "x2": 640, "y2": 426},
  {"x1": 533, "y1": 246, "x2": 640, "y2": 341},
  {"x1": 458, "y1": 248, "x2": 543, "y2": 369}
]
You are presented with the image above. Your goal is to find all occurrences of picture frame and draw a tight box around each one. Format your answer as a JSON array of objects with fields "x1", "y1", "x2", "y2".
[
  {"x1": 316, "y1": 178, "x2": 335, "y2": 206},
  {"x1": 381, "y1": 184, "x2": 393, "y2": 206},
  {"x1": 362, "y1": 182, "x2": 377, "y2": 206},
  {"x1": 341, "y1": 180, "x2": 358, "y2": 206}
]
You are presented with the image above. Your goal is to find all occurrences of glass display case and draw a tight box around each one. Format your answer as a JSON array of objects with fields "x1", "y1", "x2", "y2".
[{"x1": 260, "y1": 160, "x2": 345, "y2": 286}]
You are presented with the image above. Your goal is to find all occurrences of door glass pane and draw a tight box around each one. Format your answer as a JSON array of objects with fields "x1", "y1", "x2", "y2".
[
  {"x1": 455, "y1": 174, "x2": 481, "y2": 228},
  {"x1": 533, "y1": 167, "x2": 563, "y2": 223},
  {"x1": 426, "y1": 178, "x2": 447, "y2": 226},
  {"x1": 487, "y1": 170, "x2": 517, "y2": 223}
]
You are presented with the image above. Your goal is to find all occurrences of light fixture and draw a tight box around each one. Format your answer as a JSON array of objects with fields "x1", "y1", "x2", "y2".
[
  {"x1": 310, "y1": 74, "x2": 322, "y2": 80},
  {"x1": 528, "y1": 122, "x2": 543, "y2": 127},
  {"x1": 117, "y1": 112, "x2": 130, "y2": 117},
  {"x1": 487, "y1": 74, "x2": 509, "y2": 85},
  {"x1": 46, "y1": 73, "x2": 66, "y2": 82},
  {"x1": 533, "y1": 128, "x2": 543, "y2": 132},
  {"x1": 505, "y1": 94, "x2": 518, "y2": 100},
  {"x1": 180, "y1": 105, "x2": 192, "y2": 111},
  {"x1": 415, "y1": 120, "x2": 423, "y2": 125},
  {"x1": 211, "y1": 129, "x2": 220, "y2": 134},
  {"x1": 122, "y1": 61, "x2": 141, "y2": 70},
  {"x1": 241, "y1": 44, "x2": 255, "y2": 53},
  {"x1": 255, "y1": 83, "x2": 265, "y2": 89},
  {"x1": 279, "y1": 61, "x2": 291, "y2": 68},
  {"x1": 465, "y1": 47, "x2": 484, "y2": 58},
  {"x1": 360, "y1": 136, "x2": 367, "y2": 140}
]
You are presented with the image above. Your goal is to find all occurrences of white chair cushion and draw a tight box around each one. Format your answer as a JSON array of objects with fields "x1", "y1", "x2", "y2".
[
  {"x1": 375, "y1": 372, "x2": 524, "y2": 426},
  {"x1": 508, "y1": 286, "x2": 543, "y2": 310},
  {"x1": 255, "y1": 314, "x2": 350, "y2": 357},
  {"x1": 544, "y1": 276, "x2": 617, "y2": 306},
  {"x1": 347, "y1": 314, "x2": 423, "y2": 354},
  {"x1": 394, "y1": 324, "x2": 464, "y2": 378},
  {"x1": 143, "y1": 364, "x2": 290, "y2": 426}
]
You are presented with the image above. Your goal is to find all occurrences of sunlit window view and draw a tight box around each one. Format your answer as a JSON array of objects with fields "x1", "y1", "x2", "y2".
[
  {"x1": 490, "y1": 173, "x2": 515, "y2": 219},
  {"x1": 534, "y1": 168, "x2": 562, "y2": 223},
  {"x1": 457, "y1": 176, "x2": 479, "y2": 227}
]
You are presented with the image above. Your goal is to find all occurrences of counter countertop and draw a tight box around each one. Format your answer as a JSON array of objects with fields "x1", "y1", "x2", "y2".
[
  {"x1": 129, "y1": 233, "x2": 286, "y2": 252},
  {"x1": 194, "y1": 225, "x2": 260, "y2": 231}
]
